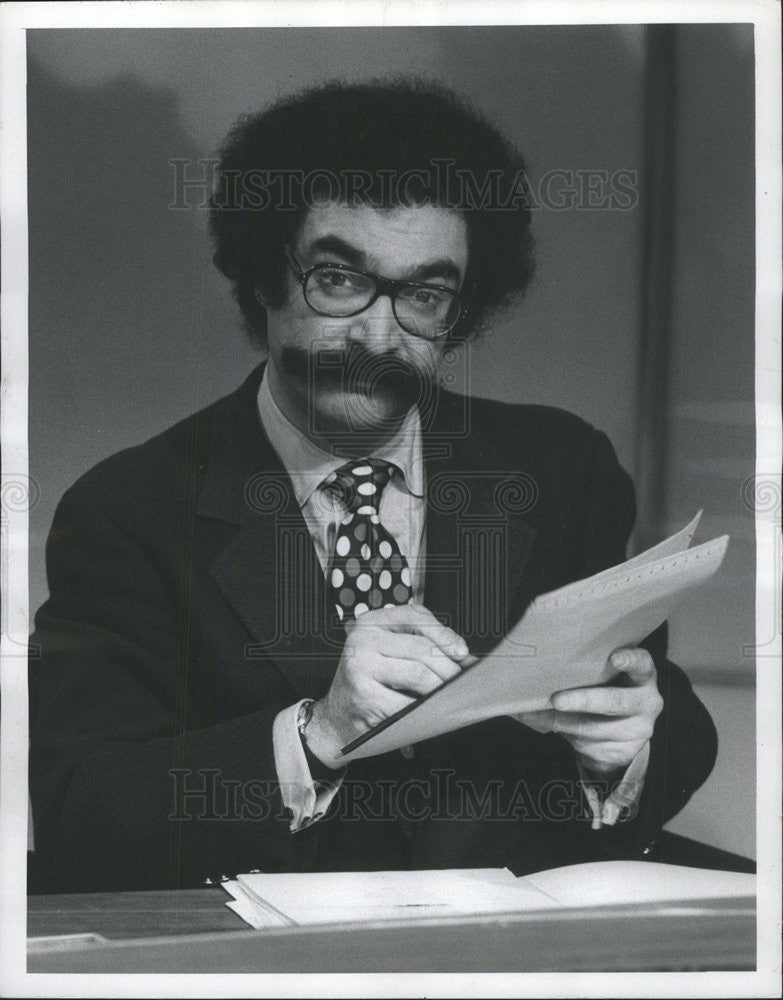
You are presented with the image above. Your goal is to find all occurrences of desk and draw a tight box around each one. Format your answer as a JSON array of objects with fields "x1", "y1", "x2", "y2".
[{"x1": 28, "y1": 890, "x2": 755, "y2": 973}]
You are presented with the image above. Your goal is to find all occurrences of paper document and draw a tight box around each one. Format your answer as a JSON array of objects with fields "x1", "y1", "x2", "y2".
[
  {"x1": 223, "y1": 861, "x2": 754, "y2": 930},
  {"x1": 525, "y1": 860, "x2": 755, "y2": 909},
  {"x1": 340, "y1": 513, "x2": 728, "y2": 762},
  {"x1": 223, "y1": 868, "x2": 552, "y2": 928}
]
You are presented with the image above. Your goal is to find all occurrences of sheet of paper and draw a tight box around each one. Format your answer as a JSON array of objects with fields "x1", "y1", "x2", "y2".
[
  {"x1": 341, "y1": 525, "x2": 729, "y2": 761},
  {"x1": 230, "y1": 867, "x2": 558, "y2": 927},
  {"x1": 524, "y1": 860, "x2": 756, "y2": 908}
]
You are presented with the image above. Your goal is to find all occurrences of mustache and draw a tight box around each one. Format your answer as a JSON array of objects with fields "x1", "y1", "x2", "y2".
[{"x1": 279, "y1": 344, "x2": 437, "y2": 402}]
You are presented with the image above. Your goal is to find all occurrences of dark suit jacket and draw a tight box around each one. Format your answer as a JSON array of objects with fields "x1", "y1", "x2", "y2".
[{"x1": 29, "y1": 363, "x2": 717, "y2": 891}]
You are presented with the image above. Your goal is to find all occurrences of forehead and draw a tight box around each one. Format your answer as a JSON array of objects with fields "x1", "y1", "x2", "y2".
[{"x1": 295, "y1": 202, "x2": 469, "y2": 276}]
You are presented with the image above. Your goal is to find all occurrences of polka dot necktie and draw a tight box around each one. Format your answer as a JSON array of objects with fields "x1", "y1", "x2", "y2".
[{"x1": 325, "y1": 458, "x2": 413, "y2": 624}]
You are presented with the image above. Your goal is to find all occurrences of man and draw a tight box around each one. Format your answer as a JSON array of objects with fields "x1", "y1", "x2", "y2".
[{"x1": 29, "y1": 79, "x2": 716, "y2": 892}]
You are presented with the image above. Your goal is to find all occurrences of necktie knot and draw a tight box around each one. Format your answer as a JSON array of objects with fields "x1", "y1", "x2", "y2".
[{"x1": 327, "y1": 458, "x2": 395, "y2": 513}]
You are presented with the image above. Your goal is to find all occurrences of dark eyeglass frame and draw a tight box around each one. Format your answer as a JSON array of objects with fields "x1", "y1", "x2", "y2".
[{"x1": 285, "y1": 246, "x2": 472, "y2": 340}]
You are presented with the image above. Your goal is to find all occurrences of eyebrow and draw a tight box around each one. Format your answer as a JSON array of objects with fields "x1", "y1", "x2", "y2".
[{"x1": 305, "y1": 235, "x2": 463, "y2": 287}]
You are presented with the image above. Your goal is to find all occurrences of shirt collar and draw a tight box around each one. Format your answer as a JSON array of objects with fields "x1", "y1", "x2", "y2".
[{"x1": 257, "y1": 366, "x2": 424, "y2": 509}]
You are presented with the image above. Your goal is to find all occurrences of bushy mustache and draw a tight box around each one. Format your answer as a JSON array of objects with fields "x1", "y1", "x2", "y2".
[{"x1": 279, "y1": 344, "x2": 436, "y2": 404}]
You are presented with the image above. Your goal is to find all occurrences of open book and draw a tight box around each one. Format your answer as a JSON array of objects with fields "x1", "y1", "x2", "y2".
[
  {"x1": 222, "y1": 862, "x2": 754, "y2": 929},
  {"x1": 340, "y1": 512, "x2": 729, "y2": 762}
]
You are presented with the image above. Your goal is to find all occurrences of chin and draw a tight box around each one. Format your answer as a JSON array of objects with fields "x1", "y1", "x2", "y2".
[{"x1": 315, "y1": 388, "x2": 411, "y2": 437}]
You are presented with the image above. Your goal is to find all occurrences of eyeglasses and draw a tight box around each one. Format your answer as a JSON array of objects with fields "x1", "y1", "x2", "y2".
[{"x1": 285, "y1": 247, "x2": 470, "y2": 340}]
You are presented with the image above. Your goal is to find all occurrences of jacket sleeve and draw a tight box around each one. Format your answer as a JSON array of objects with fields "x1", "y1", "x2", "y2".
[
  {"x1": 29, "y1": 484, "x2": 323, "y2": 892},
  {"x1": 576, "y1": 428, "x2": 718, "y2": 858}
]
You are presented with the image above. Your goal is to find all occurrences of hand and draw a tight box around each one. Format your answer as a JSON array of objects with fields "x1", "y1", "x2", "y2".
[
  {"x1": 305, "y1": 603, "x2": 470, "y2": 769},
  {"x1": 517, "y1": 648, "x2": 663, "y2": 775}
]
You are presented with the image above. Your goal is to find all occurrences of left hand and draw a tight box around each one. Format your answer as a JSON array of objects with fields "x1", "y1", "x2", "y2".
[{"x1": 517, "y1": 648, "x2": 664, "y2": 775}]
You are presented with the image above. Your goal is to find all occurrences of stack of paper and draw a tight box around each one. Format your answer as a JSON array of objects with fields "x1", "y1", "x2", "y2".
[
  {"x1": 223, "y1": 868, "x2": 552, "y2": 928},
  {"x1": 223, "y1": 862, "x2": 755, "y2": 929}
]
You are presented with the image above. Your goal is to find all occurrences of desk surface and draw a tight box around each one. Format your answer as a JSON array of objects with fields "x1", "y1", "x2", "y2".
[
  {"x1": 28, "y1": 889, "x2": 756, "y2": 973},
  {"x1": 29, "y1": 887, "x2": 248, "y2": 941}
]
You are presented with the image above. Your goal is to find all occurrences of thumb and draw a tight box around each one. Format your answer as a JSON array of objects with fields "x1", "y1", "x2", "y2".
[{"x1": 610, "y1": 648, "x2": 655, "y2": 685}]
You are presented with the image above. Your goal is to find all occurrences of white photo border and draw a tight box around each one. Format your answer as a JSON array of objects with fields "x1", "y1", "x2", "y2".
[{"x1": 1, "y1": 1, "x2": 780, "y2": 997}]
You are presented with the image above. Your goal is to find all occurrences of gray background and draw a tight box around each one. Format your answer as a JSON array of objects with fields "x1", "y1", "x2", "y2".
[{"x1": 27, "y1": 24, "x2": 755, "y2": 856}]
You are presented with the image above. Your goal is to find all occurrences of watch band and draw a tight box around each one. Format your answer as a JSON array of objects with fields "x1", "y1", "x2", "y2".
[
  {"x1": 296, "y1": 698, "x2": 315, "y2": 736},
  {"x1": 296, "y1": 699, "x2": 344, "y2": 781}
]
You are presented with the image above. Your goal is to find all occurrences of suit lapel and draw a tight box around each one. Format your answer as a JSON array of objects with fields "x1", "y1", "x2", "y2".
[
  {"x1": 196, "y1": 364, "x2": 342, "y2": 699},
  {"x1": 422, "y1": 390, "x2": 539, "y2": 657}
]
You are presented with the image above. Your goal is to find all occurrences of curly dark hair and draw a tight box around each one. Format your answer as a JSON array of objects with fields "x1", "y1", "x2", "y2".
[{"x1": 210, "y1": 77, "x2": 535, "y2": 346}]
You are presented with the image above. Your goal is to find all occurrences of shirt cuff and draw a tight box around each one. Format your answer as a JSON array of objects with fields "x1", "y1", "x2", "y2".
[
  {"x1": 577, "y1": 741, "x2": 650, "y2": 830},
  {"x1": 272, "y1": 701, "x2": 345, "y2": 833}
]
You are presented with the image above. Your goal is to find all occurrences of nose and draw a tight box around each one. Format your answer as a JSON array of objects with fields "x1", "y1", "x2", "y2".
[{"x1": 352, "y1": 291, "x2": 405, "y2": 353}]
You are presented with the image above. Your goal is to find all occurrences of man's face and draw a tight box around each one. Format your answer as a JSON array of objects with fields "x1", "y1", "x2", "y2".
[{"x1": 264, "y1": 201, "x2": 469, "y2": 440}]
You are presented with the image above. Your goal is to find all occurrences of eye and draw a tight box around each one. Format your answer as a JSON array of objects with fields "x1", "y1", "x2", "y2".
[
  {"x1": 318, "y1": 268, "x2": 350, "y2": 287},
  {"x1": 313, "y1": 267, "x2": 369, "y2": 295},
  {"x1": 400, "y1": 286, "x2": 451, "y2": 311}
]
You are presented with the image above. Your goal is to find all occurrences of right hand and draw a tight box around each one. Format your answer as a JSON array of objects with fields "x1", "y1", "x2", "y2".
[{"x1": 304, "y1": 603, "x2": 470, "y2": 768}]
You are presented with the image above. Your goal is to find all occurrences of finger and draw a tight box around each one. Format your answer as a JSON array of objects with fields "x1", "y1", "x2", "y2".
[
  {"x1": 373, "y1": 656, "x2": 449, "y2": 697},
  {"x1": 551, "y1": 684, "x2": 647, "y2": 716},
  {"x1": 389, "y1": 603, "x2": 468, "y2": 657},
  {"x1": 396, "y1": 636, "x2": 462, "y2": 681},
  {"x1": 357, "y1": 603, "x2": 469, "y2": 660},
  {"x1": 549, "y1": 712, "x2": 649, "y2": 742},
  {"x1": 609, "y1": 647, "x2": 656, "y2": 685},
  {"x1": 341, "y1": 636, "x2": 459, "y2": 690},
  {"x1": 367, "y1": 631, "x2": 462, "y2": 681},
  {"x1": 388, "y1": 635, "x2": 464, "y2": 682},
  {"x1": 347, "y1": 628, "x2": 463, "y2": 679}
]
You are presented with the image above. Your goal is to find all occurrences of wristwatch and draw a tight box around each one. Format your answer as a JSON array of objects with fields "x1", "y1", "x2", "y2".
[
  {"x1": 296, "y1": 699, "x2": 315, "y2": 741},
  {"x1": 296, "y1": 699, "x2": 342, "y2": 779}
]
